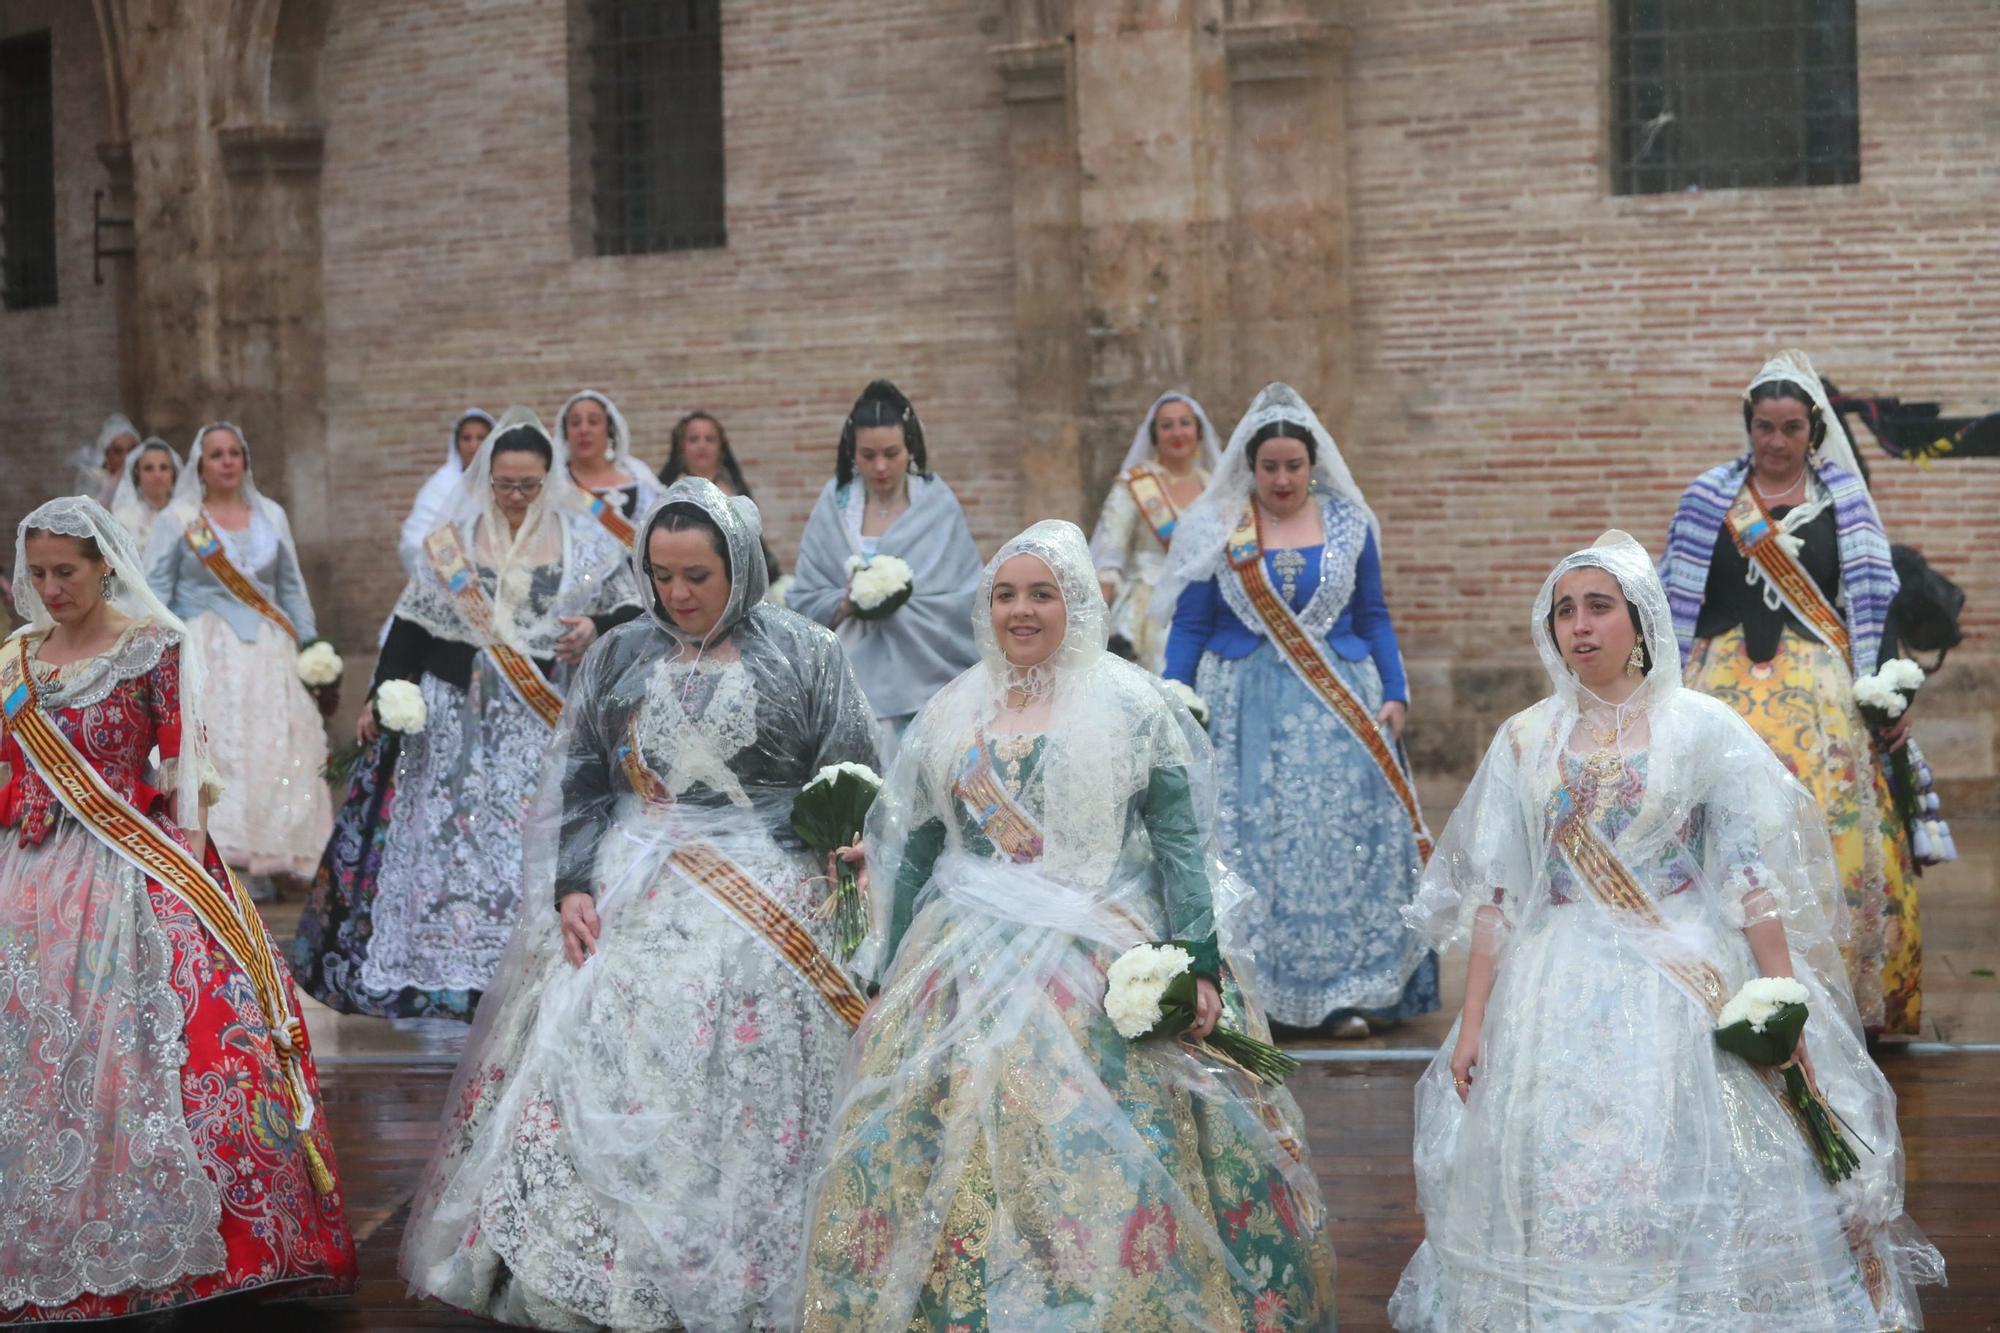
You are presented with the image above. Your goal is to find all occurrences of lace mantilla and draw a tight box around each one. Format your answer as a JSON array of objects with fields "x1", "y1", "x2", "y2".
[
  {"x1": 634, "y1": 655, "x2": 758, "y2": 805},
  {"x1": 1215, "y1": 492, "x2": 1366, "y2": 638}
]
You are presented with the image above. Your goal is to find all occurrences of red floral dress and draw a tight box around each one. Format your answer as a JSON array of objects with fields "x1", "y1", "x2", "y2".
[{"x1": 0, "y1": 622, "x2": 355, "y2": 1320}]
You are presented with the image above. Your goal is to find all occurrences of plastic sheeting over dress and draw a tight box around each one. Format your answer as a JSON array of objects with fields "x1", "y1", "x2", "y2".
[
  {"x1": 801, "y1": 520, "x2": 1336, "y2": 1331},
  {"x1": 400, "y1": 478, "x2": 879, "y2": 1331},
  {"x1": 1390, "y1": 533, "x2": 1942, "y2": 1331}
]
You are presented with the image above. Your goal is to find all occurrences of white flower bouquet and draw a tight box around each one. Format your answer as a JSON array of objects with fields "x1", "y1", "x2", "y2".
[
  {"x1": 792, "y1": 761, "x2": 884, "y2": 959},
  {"x1": 374, "y1": 679, "x2": 428, "y2": 734},
  {"x1": 296, "y1": 638, "x2": 344, "y2": 687},
  {"x1": 765, "y1": 573, "x2": 795, "y2": 607},
  {"x1": 1713, "y1": 976, "x2": 1863, "y2": 1182},
  {"x1": 1105, "y1": 942, "x2": 1300, "y2": 1085},
  {"x1": 845, "y1": 554, "x2": 915, "y2": 621},
  {"x1": 1160, "y1": 679, "x2": 1210, "y2": 729},
  {"x1": 1851, "y1": 659, "x2": 1944, "y2": 859}
]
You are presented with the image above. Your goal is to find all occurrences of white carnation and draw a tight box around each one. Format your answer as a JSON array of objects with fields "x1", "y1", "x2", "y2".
[
  {"x1": 296, "y1": 640, "x2": 344, "y2": 687},
  {"x1": 806, "y1": 761, "x2": 883, "y2": 792},
  {"x1": 1161, "y1": 679, "x2": 1209, "y2": 725},
  {"x1": 1104, "y1": 942, "x2": 1193, "y2": 1039},
  {"x1": 1851, "y1": 675, "x2": 1905, "y2": 718},
  {"x1": 849, "y1": 555, "x2": 915, "y2": 611},
  {"x1": 374, "y1": 679, "x2": 428, "y2": 733},
  {"x1": 765, "y1": 574, "x2": 795, "y2": 607},
  {"x1": 1880, "y1": 658, "x2": 1926, "y2": 693},
  {"x1": 1716, "y1": 975, "x2": 1810, "y2": 1032}
]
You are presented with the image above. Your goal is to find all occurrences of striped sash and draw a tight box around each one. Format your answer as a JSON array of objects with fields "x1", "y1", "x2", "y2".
[
  {"x1": 184, "y1": 516, "x2": 297, "y2": 642},
  {"x1": 587, "y1": 494, "x2": 637, "y2": 547},
  {"x1": 619, "y1": 719, "x2": 865, "y2": 1028},
  {"x1": 1125, "y1": 468, "x2": 1182, "y2": 550},
  {"x1": 422, "y1": 526, "x2": 565, "y2": 728},
  {"x1": 952, "y1": 734, "x2": 1046, "y2": 863},
  {"x1": 1550, "y1": 786, "x2": 1889, "y2": 1309},
  {"x1": 1226, "y1": 507, "x2": 1433, "y2": 861},
  {"x1": 1724, "y1": 486, "x2": 1850, "y2": 660},
  {"x1": 2, "y1": 639, "x2": 334, "y2": 1194}
]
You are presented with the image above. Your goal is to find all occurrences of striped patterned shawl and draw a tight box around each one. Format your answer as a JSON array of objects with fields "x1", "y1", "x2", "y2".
[{"x1": 1662, "y1": 457, "x2": 1897, "y2": 678}]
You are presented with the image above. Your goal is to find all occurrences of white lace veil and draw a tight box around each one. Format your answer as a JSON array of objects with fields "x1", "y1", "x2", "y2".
[
  {"x1": 1747, "y1": 348, "x2": 1881, "y2": 526},
  {"x1": 860, "y1": 519, "x2": 1232, "y2": 981},
  {"x1": 1152, "y1": 382, "x2": 1379, "y2": 621},
  {"x1": 440, "y1": 407, "x2": 494, "y2": 475},
  {"x1": 390, "y1": 405, "x2": 630, "y2": 655},
  {"x1": 71, "y1": 413, "x2": 139, "y2": 497},
  {"x1": 10, "y1": 496, "x2": 215, "y2": 829},
  {"x1": 630, "y1": 477, "x2": 772, "y2": 649},
  {"x1": 109, "y1": 437, "x2": 182, "y2": 524},
  {"x1": 555, "y1": 389, "x2": 658, "y2": 487},
  {"x1": 1114, "y1": 389, "x2": 1224, "y2": 474},
  {"x1": 162, "y1": 422, "x2": 296, "y2": 546}
]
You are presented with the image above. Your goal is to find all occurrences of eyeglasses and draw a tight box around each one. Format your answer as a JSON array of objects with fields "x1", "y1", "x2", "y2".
[{"x1": 490, "y1": 478, "x2": 545, "y2": 497}]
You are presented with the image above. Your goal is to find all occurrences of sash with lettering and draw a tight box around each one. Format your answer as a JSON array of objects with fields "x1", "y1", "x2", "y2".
[
  {"x1": 617, "y1": 723, "x2": 867, "y2": 1029},
  {"x1": 1723, "y1": 485, "x2": 1850, "y2": 660},
  {"x1": 1548, "y1": 784, "x2": 1890, "y2": 1310},
  {"x1": 1125, "y1": 466, "x2": 1184, "y2": 551},
  {"x1": 422, "y1": 525, "x2": 566, "y2": 728},
  {"x1": 586, "y1": 493, "x2": 638, "y2": 548},
  {"x1": 1225, "y1": 506, "x2": 1433, "y2": 861},
  {"x1": 1, "y1": 637, "x2": 335, "y2": 1195},
  {"x1": 183, "y1": 514, "x2": 297, "y2": 642}
]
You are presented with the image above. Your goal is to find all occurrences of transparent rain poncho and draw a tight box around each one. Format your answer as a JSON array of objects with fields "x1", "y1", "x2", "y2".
[
  {"x1": 800, "y1": 520, "x2": 1337, "y2": 1331},
  {"x1": 1391, "y1": 533, "x2": 1943, "y2": 1331},
  {"x1": 400, "y1": 477, "x2": 880, "y2": 1331}
]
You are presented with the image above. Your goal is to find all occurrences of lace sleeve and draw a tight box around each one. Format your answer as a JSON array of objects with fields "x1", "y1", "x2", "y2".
[{"x1": 1089, "y1": 479, "x2": 1139, "y2": 585}]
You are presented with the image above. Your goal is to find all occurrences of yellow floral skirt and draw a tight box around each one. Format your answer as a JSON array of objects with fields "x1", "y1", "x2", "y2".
[{"x1": 1687, "y1": 626, "x2": 1921, "y2": 1035}]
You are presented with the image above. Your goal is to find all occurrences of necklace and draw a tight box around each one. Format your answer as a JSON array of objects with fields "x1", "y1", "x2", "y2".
[
  {"x1": 1751, "y1": 469, "x2": 1807, "y2": 503},
  {"x1": 1576, "y1": 692, "x2": 1644, "y2": 793}
]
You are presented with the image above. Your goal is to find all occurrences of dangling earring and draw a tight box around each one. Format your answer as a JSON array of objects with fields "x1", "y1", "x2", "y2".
[
  {"x1": 1625, "y1": 644, "x2": 1645, "y2": 678},
  {"x1": 100, "y1": 574, "x2": 116, "y2": 602}
]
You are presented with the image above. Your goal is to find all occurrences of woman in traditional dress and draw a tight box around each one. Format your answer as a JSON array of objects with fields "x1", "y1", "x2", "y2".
[
  {"x1": 663, "y1": 409, "x2": 781, "y2": 577},
  {"x1": 110, "y1": 435, "x2": 183, "y2": 545},
  {"x1": 801, "y1": 519, "x2": 1336, "y2": 1331},
  {"x1": 400, "y1": 478, "x2": 880, "y2": 1330},
  {"x1": 788, "y1": 380, "x2": 982, "y2": 756},
  {"x1": 290, "y1": 407, "x2": 642, "y2": 1021},
  {"x1": 71, "y1": 412, "x2": 141, "y2": 509},
  {"x1": 557, "y1": 388, "x2": 662, "y2": 547},
  {"x1": 1391, "y1": 531, "x2": 1942, "y2": 1331},
  {"x1": 1089, "y1": 389, "x2": 1223, "y2": 671},
  {"x1": 1, "y1": 497, "x2": 355, "y2": 1323},
  {"x1": 1662, "y1": 350, "x2": 1927, "y2": 1036},
  {"x1": 1160, "y1": 382, "x2": 1435, "y2": 1038},
  {"x1": 397, "y1": 407, "x2": 493, "y2": 580},
  {"x1": 145, "y1": 423, "x2": 331, "y2": 887}
]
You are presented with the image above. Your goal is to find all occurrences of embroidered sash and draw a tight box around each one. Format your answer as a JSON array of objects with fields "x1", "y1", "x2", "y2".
[
  {"x1": 2, "y1": 641, "x2": 334, "y2": 1194},
  {"x1": 619, "y1": 721, "x2": 866, "y2": 1029},
  {"x1": 587, "y1": 494, "x2": 637, "y2": 547},
  {"x1": 422, "y1": 526, "x2": 565, "y2": 728},
  {"x1": 953, "y1": 735, "x2": 1045, "y2": 863},
  {"x1": 1226, "y1": 507, "x2": 1433, "y2": 861},
  {"x1": 183, "y1": 516, "x2": 297, "y2": 642},
  {"x1": 1125, "y1": 467, "x2": 1182, "y2": 551},
  {"x1": 1549, "y1": 787, "x2": 1889, "y2": 1309},
  {"x1": 1724, "y1": 486, "x2": 1850, "y2": 660}
]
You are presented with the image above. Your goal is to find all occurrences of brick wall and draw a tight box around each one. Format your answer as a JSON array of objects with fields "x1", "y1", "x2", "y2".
[
  {"x1": 1337, "y1": 0, "x2": 2000, "y2": 794},
  {"x1": 314, "y1": 0, "x2": 1022, "y2": 643},
  {"x1": 0, "y1": 0, "x2": 121, "y2": 542}
]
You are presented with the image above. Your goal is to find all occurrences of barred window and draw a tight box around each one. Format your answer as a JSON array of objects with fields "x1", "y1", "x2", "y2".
[
  {"x1": 583, "y1": 0, "x2": 725, "y2": 256},
  {"x1": 0, "y1": 30, "x2": 57, "y2": 309},
  {"x1": 1611, "y1": 0, "x2": 1859, "y2": 196}
]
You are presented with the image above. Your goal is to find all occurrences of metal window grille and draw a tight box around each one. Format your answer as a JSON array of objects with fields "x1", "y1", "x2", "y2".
[
  {"x1": 1612, "y1": 0, "x2": 1858, "y2": 196},
  {"x1": 0, "y1": 30, "x2": 58, "y2": 309},
  {"x1": 588, "y1": 0, "x2": 725, "y2": 255}
]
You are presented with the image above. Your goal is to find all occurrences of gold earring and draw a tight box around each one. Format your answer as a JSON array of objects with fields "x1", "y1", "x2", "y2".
[{"x1": 1625, "y1": 644, "x2": 1645, "y2": 677}]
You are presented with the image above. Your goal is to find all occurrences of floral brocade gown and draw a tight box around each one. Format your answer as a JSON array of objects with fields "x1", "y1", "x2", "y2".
[
  {"x1": 0, "y1": 623, "x2": 355, "y2": 1321},
  {"x1": 803, "y1": 732, "x2": 1336, "y2": 1332}
]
